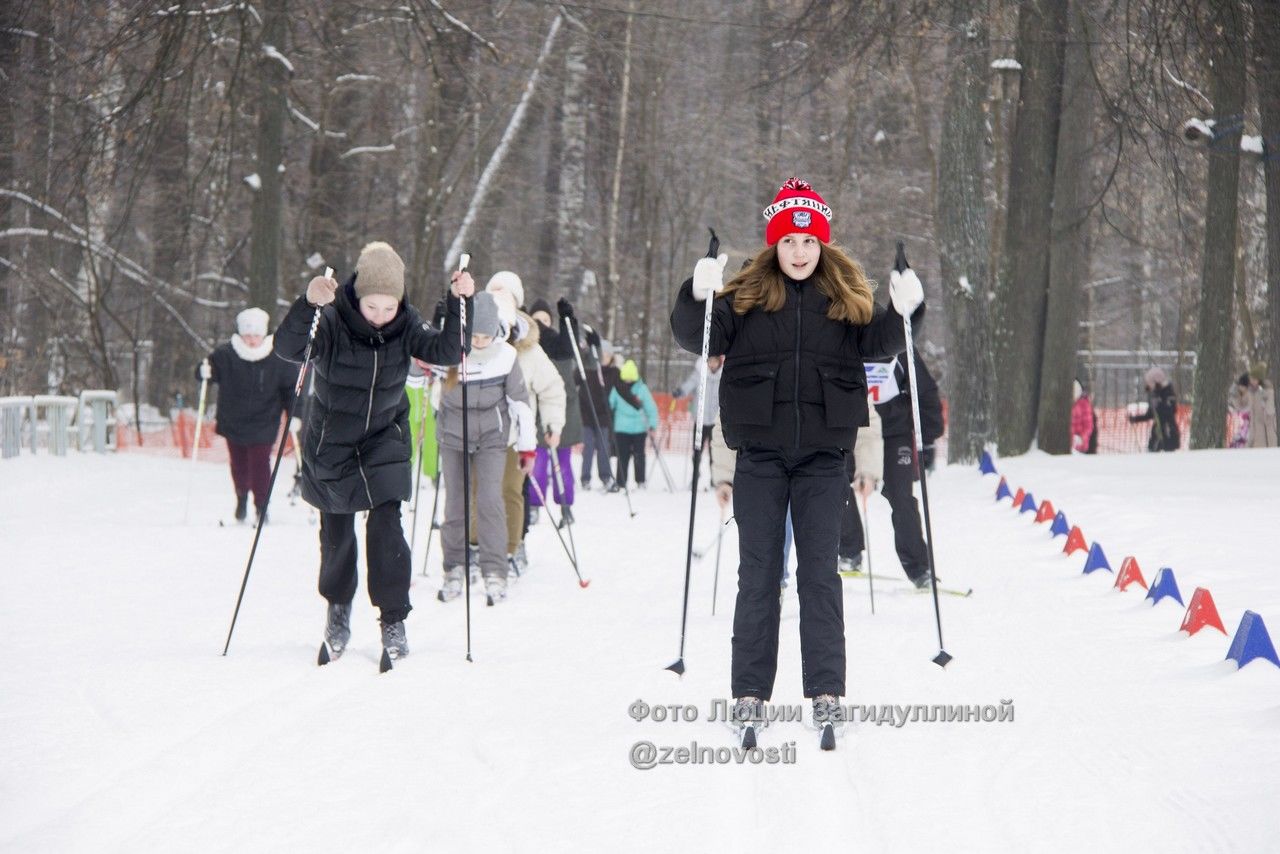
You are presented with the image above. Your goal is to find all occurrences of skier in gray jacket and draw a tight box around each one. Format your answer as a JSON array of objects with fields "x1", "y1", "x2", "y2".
[{"x1": 436, "y1": 292, "x2": 536, "y2": 605}]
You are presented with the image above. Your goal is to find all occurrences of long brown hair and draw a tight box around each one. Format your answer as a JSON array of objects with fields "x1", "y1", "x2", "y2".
[{"x1": 722, "y1": 243, "x2": 875, "y2": 324}]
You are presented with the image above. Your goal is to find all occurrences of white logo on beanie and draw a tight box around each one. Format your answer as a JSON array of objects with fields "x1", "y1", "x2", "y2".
[
  {"x1": 761, "y1": 196, "x2": 834, "y2": 222},
  {"x1": 792, "y1": 211, "x2": 812, "y2": 228}
]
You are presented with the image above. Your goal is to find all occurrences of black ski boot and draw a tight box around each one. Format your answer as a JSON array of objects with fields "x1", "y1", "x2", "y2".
[
  {"x1": 317, "y1": 602, "x2": 351, "y2": 665},
  {"x1": 732, "y1": 697, "x2": 765, "y2": 748},
  {"x1": 813, "y1": 694, "x2": 844, "y2": 750},
  {"x1": 234, "y1": 493, "x2": 249, "y2": 522},
  {"x1": 381, "y1": 619, "x2": 408, "y2": 660}
]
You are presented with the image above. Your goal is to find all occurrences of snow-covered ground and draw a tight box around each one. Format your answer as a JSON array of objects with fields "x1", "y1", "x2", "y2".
[{"x1": 2, "y1": 447, "x2": 1278, "y2": 852}]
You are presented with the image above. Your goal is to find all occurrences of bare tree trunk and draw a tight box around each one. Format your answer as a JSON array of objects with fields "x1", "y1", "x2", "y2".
[
  {"x1": 753, "y1": 0, "x2": 772, "y2": 192},
  {"x1": 149, "y1": 99, "x2": 191, "y2": 405},
  {"x1": 442, "y1": 14, "x2": 563, "y2": 277},
  {"x1": 994, "y1": 0, "x2": 1068, "y2": 455},
  {"x1": 1191, "y1": 0, "x2": 1246, "y2": 449},
  {"x1": 603, "y1": 2, "x2": 633, "y2": 339},
  {"x1": 555, "y1": 30, "x2": 587, "y2": 300},
  {"x1": 1036, "y1": 0, "x2": 1098, "y2": 455},
  {"x1": 0, "y1": 12, "x2": 18, "y2": 392},
  {"x1": 1254, "y1": 0, "x2": 1280, "y2": 416},
  {"x1": 248, "y1": 0, "x2": 288, "y2": 319},
  {"x1": 304, "y1": 5, "x2": 360, "y2": 280},
  {"x1": 409, "y1": 36, "x2": 472, "y2": 306},
  {"x1": 936, "y1": 0, "x2": 994, "y2": 464},
  {"x1": 536, "y1": 92, "x2": 562, "y2": 302}
]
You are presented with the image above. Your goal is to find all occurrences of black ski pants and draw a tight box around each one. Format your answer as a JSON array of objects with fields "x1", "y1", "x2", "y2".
[
  {"x1": 318, "y1": 501, "x2": 412, "y2": 624},
  {"x1": 615, "y1": 431, "x2": 647, "y2": 486},
  {"x1": 731, "y1": 446, "x2": 846, "y2": 700},
  {"x1": 840, "y1": 436, "x2": 928, "y2": 580}
]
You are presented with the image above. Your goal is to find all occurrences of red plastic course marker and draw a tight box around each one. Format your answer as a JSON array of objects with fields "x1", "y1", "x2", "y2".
[
  {"x1": 1179, "y1": 587, "x2": 1227, "y2": 636},
  {"x1": 1114, "y1": 557, "x2": 1148, "y2": 592},
  {"x1": 1012, "y1": 487, "x2": 1026, "y2": 509},
  {"x1": 1062, "y1": 526, "x2": 1088, "y2": 557},
  {"x1": 1035, "y1": 499, "x2": 1056, "y2": 524}
]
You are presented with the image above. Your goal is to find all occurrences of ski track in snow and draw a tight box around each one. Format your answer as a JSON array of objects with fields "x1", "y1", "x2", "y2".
[{"x1": 2, "y1": 449, "x2": 1278, "y2": 852}]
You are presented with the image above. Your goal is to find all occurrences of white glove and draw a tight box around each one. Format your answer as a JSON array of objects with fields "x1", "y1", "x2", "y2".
[
  {"x1": 289, "y1": 416, "x2": 302, "y2": 433},
  {"x1": 691, "y1": 253, "x2": 729, "y2": 301},
  {"x1": 889, "y1": 266, "x2": 924, "y2": 316},
  {"x1": 199, "y1": 360, "x2": 212, "y2": 380}
]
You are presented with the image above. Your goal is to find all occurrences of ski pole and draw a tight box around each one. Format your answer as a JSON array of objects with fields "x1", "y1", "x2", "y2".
[
  {"x1": 223, "y1": 267, "x2": 331, "y2": 656},
  {"x1": 667, "y1": 227, "x2": 719, "y2": 676},
  {"x1": 568, "y1": 322, "x2": 636, "y2": 518},
  {"x1": 182, "y1": 363, "x2": 211, "y2": 523},
  {"x1": 527, "y1": 473, "x2": 590, "y2": 587},
  {"x1": 648, "y1": 430, "x2": 677, "y2": 492},
  {"x1": 546, "y1": 446, "x2": 579, "y2": 569},
  {"x1": 894, "y1": 242, "x2": 949, "y2": 667},
  {"x1": 420, "y1": 468, "x2": 442, "y2": 576},
  {"x1": 286, "y1": 419, "x2": 307, "y2": 513},
  {"x1": 456, "y1": 253, "x2": 474, "y2": 663},
  {"x1": 860, "y1": 492, "x2": 876, "y2": 616},
  {"x1": 711, "y1": 504, "x2": 727, "y2": 616},
  {"x1": 408, "y1": 372, "x2": 432, "y2": 554},
  {"x1": 692, "y1": 525, "x2": 724, "y2": 560}
]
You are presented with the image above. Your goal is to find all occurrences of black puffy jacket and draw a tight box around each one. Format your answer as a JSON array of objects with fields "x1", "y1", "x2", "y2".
[
  {"x1": 274, "y1": 280, "x2": 463, "y2": 513},
  {"x1": 1132, "y1": 383, "x2": 1180, "y2": 452},
  {"x1": 670, "y1": 276, "x2": 916, "y2": 450},
  {"x1": 870, "y1": 348, "x2": 944, "y2": 443},
  {"x1": 198, "y1": 340, "x2": 295, "y2": 446}
]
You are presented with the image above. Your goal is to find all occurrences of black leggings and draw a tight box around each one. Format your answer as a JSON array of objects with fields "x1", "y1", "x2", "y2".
[{"x1": 615, "y1": 432, "x2": 647, "y2": 485}]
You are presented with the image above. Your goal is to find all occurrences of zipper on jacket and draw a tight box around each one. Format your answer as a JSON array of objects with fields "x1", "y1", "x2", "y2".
[
  {"x1": 365, "y1": 348, "x2": 379, "y2": 432},
  {"x1": 355, "y1": 446, "x2": 374, "y2": 505},
  {"x1": 793, "y1": 280, "x2": 802, "y2": 448}
]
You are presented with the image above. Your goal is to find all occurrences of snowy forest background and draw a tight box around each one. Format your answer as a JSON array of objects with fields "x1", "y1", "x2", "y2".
[{"x1": 1, "y1": 0, "x2": 1276, "y2": 460}]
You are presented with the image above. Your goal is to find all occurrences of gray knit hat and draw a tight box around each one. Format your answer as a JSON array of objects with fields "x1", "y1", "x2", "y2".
[
  {"x1": 354, "y1": 241, "x2": 405, "y2": 301},
  {"x1": 470, "y1": 292, "x2": 503, "y2": 338}
]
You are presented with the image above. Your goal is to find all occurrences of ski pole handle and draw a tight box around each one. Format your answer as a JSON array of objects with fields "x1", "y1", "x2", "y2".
[
  {"x1": 456, "y1": 252, "x2": 470, "y2": 355},
  {"x1": 294, "y1": 267, "x2": 330, "y2": 395}
]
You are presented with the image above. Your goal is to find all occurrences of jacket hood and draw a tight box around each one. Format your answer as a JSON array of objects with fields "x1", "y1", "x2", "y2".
[{"x1": 512, "y1": 310, "x2": 541, "y2": 354}]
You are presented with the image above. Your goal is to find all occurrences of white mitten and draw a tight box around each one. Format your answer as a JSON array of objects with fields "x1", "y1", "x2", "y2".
[
  {"x1": 199, "y1": 360, "x2": 212, "y2": 381},
  {"x1": 889, "y1": 266, "x2": 923, "y2": 316},
  {"x1": 691, "y1": 253, "x2": 729, "y2": 301}
]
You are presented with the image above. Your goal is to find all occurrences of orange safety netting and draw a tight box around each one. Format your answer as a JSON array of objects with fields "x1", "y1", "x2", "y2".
[{"x1": 116, "y1": 411, "x2": 294, "y2": 463}]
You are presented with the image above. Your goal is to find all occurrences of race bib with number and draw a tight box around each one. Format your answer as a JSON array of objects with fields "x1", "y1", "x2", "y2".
[{"x1": 864, "y1": 361, "x2": 901, "y2": 404}]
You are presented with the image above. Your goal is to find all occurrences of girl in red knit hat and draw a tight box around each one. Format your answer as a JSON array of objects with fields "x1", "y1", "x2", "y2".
[{"x1": 670, "y1": 177, "x2": 924, "y2": 750}]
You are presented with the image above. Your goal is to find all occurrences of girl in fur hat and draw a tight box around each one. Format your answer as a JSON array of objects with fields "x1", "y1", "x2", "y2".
[
  {"x1": 196, "y1": 307, "x2": 296, "y2": 525},
  {"x1": 277, "y1": 241, "x2": 472, "y2": 662},
  {"x1": 1128, "y1": 366, "x2": 1181, "y2": 452},
  {"x1": 670, "y1": 177, "x2": 923, "y2": 747}
]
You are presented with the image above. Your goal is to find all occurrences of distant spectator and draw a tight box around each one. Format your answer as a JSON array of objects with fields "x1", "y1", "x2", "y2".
[
  {"x1": 608, "y1": 359, "x2": 659, "y2": 489},
  {"x1": 1229, "y1": 373, "x2": 1252, "y2": 448},
  {"x1": 197, "y1": 307, "x2": 295, "y2": 525},
  {"x1": 1129, "y1": 367, "x2": 1180, "y2": 452},
  {"x1": 1071, "y1": 379, "x2": 1096, "y2": 454},
  {"x1": 1242, "y1": 362, "x2": 1277, "y2": 448}
]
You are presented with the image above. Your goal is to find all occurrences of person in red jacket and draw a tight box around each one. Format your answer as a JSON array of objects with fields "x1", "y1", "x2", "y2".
[{"x1": 1071, "y1": 379, "x2": 1096, "y2": 453}]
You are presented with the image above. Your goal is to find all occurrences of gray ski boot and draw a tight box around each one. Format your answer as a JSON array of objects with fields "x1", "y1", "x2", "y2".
[{"x1": 323, "y1": 602, "x2": 351, "y2": 659}]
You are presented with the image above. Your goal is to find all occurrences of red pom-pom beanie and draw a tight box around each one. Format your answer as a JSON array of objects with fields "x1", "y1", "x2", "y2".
[{"x1": 762, "y1": 177, "x2": 832, "y2": 246}]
